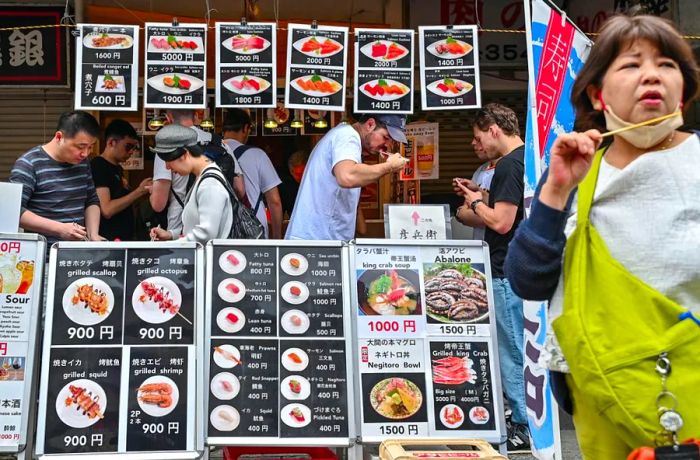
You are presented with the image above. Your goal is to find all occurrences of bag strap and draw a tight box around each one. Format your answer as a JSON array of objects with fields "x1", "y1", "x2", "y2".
[{"x1": 232, "y1": 143, "x2": 265, "y2": 214}]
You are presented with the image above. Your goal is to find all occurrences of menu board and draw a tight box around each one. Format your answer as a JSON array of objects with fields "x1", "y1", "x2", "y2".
[
  {"x1": 352, "y1": 240, "x2": 504, "y2": 443},
  {"x1": 285, "y1": 24, "x2": 348, "y2": 111},
  {"x1": 205, "y1": 241, "x2": 353, "y2": 446},
  {"x1": 0, "y1": 234, "x2": 45, "y2": 453},
  {"x1": 418, "y1": 25, "x2": 481, "y2": 110},
  {"x1": 75, "y1": 24, "x2": 139, "y2": 111},
  {"x1": 354, "y1": 28, "x2": 414, "y2": 114},
  {"x1": 35, "y1": 243, "x2": 202, "y2": 458},
  {"x1": 216, "y1": 22, "x2": 276, "y2": 108},
  {"x1": 144, "y1": 23, "x2": 207, "y2": 109}
]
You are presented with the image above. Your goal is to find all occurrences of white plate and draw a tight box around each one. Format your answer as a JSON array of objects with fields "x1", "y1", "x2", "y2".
[
  {"x1": 222, "y1": 33, "x2": 271, "y2": 54},
  {"x1": 281, "y1": 309, "x2": 310, "y2": 335},
  {"x1": 216, "y1": 307, "x2": 246, "y2": 334},
  {"x1": 132, "y1": 276, "x2": 182, "y2": 325},
  {"x1": 56, "y1": 379, "x2": 106, "y2": 428},
  {"x1": 281, "y1": 375, "x2": 310, "y2": 400},
  {"x1": 290, "y1": 75, "x2": 342, "y2": 98},
  {"x1": 468, "y1": 406, "x2": 490, "y2": 425},
  {"x1": 359, "y1": 79, "x2": 409, "y2": 102},
  {"x1": 293, "y1": 36, "x2": 343, "y2": 58},
  {"x1": 137, "y1": 375, "x2": 179, "y2": 417},
  {"x1": 210, "y1": 372, "x2": 240, "y2": 400},
  {"x1": 223, "y1": 75, "x2": 270, "y2": 95},
  {"x1": 83, "y1": 33, "x2": 133, "y2": 49},
  {"x1": 217, "y1": 278, "x2": 246, "y2": 303},
  {"x1": 213, "y1": 344, "x2": 241, "y2": 369},
  {"x1": 280, "y1": 281, "x2": 309, "y2": 305},
  {"x1": 426, "y1": 38, "x2": 473, "y2": 59},
  {"x1": 426, "y1": 79, "x2": 473, "y2": 98},
  {"x1": 281, "y1": 403, "x2": 311, "y2": 428},
  {"x1": 62, "y1": 277, "x2": 114, "y2": 326},
  {"x1": 280, "y1": 253, "x2": 308, "y2": 276},
  {"x1": 281, "y1": 347, "x2": 308, "y2": 372},
  {"x1": 147, "y1": 73, "x2": 205, "y2": 95},
  {"x1": 148, "y1": 36, "x2": 204, "y2": 53},
  {"x1": 439, "y1": 404, "x2": 465, "y2": 429},
  {"x1": 95, "y1": 75, "x2": 126, "y2": 93},
  {"x1": 219, "y1": 250, "x2": 247, "y2": 274},
  {"x1": 359, "y1": 40, "x2": 408, "y2": 61},
  {"x1": 210, "y1": 405, "x2": 240, "y2": 431}
]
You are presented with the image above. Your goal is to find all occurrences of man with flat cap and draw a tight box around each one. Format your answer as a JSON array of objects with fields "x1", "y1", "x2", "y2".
[{"x1": 285, "y1": 114, "x2": 408, "y2": 241}]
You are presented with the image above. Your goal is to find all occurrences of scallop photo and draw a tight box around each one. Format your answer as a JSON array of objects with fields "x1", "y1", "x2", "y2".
[{"x1": 280, "y1": 309, "x2": 310, "y2": 334}]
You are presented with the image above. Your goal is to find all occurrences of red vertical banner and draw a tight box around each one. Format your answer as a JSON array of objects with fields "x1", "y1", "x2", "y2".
[{"x1": 535, "y1": 11, "x2": 574, "y2": 158}]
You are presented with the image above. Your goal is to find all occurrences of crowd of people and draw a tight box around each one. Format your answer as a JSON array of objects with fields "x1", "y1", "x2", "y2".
[{"x1": 6, "y1": 13, "x2": 700, "y2": 459}]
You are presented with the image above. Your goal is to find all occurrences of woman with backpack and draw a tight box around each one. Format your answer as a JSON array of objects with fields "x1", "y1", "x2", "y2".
[{"x1": 149, "y1": 124, "x2": 233, "y2": 243}]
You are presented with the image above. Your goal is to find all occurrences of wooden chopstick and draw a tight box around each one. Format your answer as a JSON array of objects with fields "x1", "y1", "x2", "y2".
[{"x1": 600, "y1": 111, "x2": 681, "y2": 138}]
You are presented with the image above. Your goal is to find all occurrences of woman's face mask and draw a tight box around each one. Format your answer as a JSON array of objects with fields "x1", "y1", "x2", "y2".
[{"x1": 603, "y1": 104, "x2": 683, "y2": 149}]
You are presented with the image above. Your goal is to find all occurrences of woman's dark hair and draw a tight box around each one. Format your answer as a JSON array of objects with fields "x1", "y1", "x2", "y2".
[
  {"x1": 473, "y1": 103, "x2": 520, "y2": 136},
  {"x1": 572, "y1": 15, "x2": 700, "y2": 130}
]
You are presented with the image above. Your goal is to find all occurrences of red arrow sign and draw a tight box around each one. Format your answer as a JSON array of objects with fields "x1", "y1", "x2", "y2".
[{"x1": 411, "y1": 211, "x2": 420, "y2": 225}]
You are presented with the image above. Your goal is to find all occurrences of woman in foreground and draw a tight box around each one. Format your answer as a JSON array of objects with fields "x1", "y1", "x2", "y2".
[{"x1": 506, "y1": 15, "x2": 700, "y2": 459}]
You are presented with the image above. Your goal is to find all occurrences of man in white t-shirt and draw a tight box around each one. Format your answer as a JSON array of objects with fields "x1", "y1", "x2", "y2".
[
  {"x1": 149, "y1": 109, "x2": 245, "y2": 236},
  {"x1": 285, "y1": 114, "x2": 408, "y2": 241},
  {"x1": 222, "y1": 109, "x2": 283, "y2": 239}
]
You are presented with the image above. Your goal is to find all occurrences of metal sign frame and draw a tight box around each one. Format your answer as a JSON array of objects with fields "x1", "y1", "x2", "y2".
[
  {"x1": 0, "y1": 233, "x2": 46, "y2": 455},
  {"x1": 204, "y1": 239, "x2": 356, "y2": 447},
  {"x1": 349, "y1": 239, "x2": 507, "y2": 445},
  {"x1": 35, "y1": 241, "x2": 204, "y2": 460}
]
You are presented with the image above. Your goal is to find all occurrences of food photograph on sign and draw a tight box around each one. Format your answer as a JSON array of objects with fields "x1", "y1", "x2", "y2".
[
  {"x1": 145, "y1": 64, "x2": 206, "y2": 106},
  {"x1": 0, "y1": 252, "x2": 34, "y2": 294},
  {"x1": 84, "y1": 32, "x2": 133, "y2": 49},
  {"x1": 361, "y1": 372, "x2": 428, "y2": 424},
  {"x1": 423, "y1": 263, "x2": 489, "y2": 324},
  {"x1": 356, "y1": 269, "x2": 421, "y2": 316},
  {"x1": 429, "y1": 340, "x2": 496, "y2": 431},
  {"x1": 62, "y1": 277, "x2": 114, "y2": 326},
  {"x1": 132, "y1": 276, "x2": 184, "y2": 325},
  {"x1": 148, "y1": 35, "x2": 203, "y2": 53},
  {"x1": 421, "y1": 29, "x2": 476, "y2": 68},
  {"x1": 423, "y1": 68, "x2": 478, "y2": 108}
]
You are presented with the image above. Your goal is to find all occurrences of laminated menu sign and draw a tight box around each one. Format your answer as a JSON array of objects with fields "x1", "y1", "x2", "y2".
[
  {"x1": 0, "y1": 235, "x2": 45, "y2": 452},
  {"x1": 36, "y1": 243, "x2": 201, "y2": 458},
  {"x1": 354, "y1": 29, "x2": 414, "y2": 114},
  {"x1": 285, "y1": 24, "x2": 348, "y2": 111},
  {"x1": 206, "y1": 241, "x2": 352, "y2": 445},
  {"x1": 75, "y1": 24, "x2": 139, "y2": 111},
  {"x1": 352, "y1": 240, "x2": 505, "y2": 443},
  {"x1": 419, "y1": 26, "x2": 481, "y2": 110},
  {"x1": 144, "y1": 23, "x2": 207, "y2": 109},
  {"x1": 216, "y1": 22, "x2": 276, "y2": 108}
]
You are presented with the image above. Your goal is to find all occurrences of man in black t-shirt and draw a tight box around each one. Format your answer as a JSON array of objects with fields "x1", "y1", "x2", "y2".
[
  {"x1": 91, "y1": 120, "x2": 152, "y2": 241},
  {"x1": 453, "y1": 103, "x2": 528, "y2": 453}
]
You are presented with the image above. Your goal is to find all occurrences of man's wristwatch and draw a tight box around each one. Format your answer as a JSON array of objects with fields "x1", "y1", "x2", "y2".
[{"x1": 470, "y1": 199, "x2": 484, "y2": 212}]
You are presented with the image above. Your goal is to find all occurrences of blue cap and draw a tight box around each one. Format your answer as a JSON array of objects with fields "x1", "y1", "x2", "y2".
[{"x1": 374, "y1": 114, "x2": 408, "y2": 144}]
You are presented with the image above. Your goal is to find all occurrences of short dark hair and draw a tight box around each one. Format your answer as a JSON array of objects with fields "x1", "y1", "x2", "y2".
[
  {"x1": 222, "y1": 109, "x2": 252, "y2": 133},
  {"x1": 56, "y1": 110, "x2": 100, "y2": 138},
  {"x1": 104, "y1": 119, "x2": 138, "y2": 142},
  {"x1": 572, "y1": 15, "x2": 700, "y2": 130},
  {"x1": 167, "y1": 109, "x2": 195, "y2": 124},
  {"x1": 473, "y1": 103, "x2": 520, "y2": 136}
]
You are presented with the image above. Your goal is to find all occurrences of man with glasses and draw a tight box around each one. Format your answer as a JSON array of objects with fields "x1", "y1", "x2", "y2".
[
  {"x1": 91, "y1": 119, "x2": 152, "y2": 241},
  {"x1": 285, "y1": 114, "x2": 408, "y2": 241},
  {"x1": 10, "y1": 110, "x2": 103, "y2": 244}
]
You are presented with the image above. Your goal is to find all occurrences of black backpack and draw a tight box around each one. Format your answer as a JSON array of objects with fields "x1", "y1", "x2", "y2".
[{"x1": 197, "y1": 170, "x2": 264, "y2": 240}]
